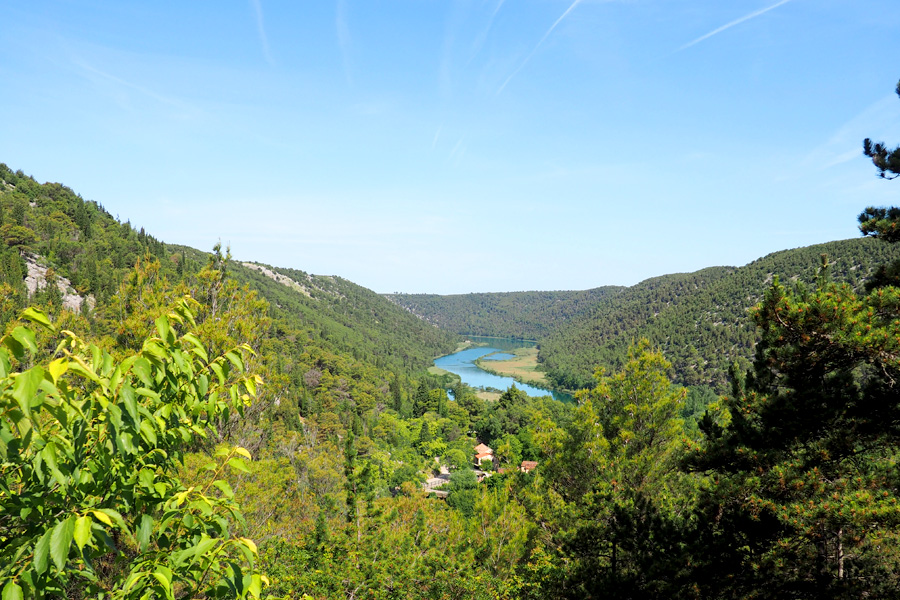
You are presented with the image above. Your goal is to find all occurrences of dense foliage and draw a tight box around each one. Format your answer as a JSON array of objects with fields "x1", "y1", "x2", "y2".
[
  {"x1": 682, "y1": 273, "x2": 900, "y2": 596},
  {"x1": 0, "y1": 303, "x2": 266, "y2": 599}
]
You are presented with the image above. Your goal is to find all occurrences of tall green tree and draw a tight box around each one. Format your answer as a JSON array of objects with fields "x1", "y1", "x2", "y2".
[{"x1": 537, "y1": 341, "x2": 694, "y2": 599}]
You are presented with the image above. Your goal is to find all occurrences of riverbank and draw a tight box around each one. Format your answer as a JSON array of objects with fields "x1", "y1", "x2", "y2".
[{"x1": 474, "y1": 347, "x2": 548, "y2": 388}]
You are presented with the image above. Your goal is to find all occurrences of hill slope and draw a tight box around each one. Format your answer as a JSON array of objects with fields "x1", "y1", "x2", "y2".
[
  {"x1": 232, "y1": 262, "x2": 457, "y2": 373},
  {"x1": 541, "y1": 237, "x2": 900, "y2": 389}
]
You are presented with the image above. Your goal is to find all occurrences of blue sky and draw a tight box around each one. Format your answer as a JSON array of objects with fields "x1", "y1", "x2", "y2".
[{"x1": 2, "y1": 0, "x2": 900, "y2": 294}]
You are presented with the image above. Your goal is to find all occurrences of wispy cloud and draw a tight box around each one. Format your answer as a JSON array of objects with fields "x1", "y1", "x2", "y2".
[
  {"x1": 250, "y1": 0, "x2": 274, "y2": 65},
  {"x1": 336, "y1": 0, "x2": 353, "y2": 85},
  {"x1": 72, "y1": 57, "x2": 194, "y2": 111},
  {"x1": 799, "y1": 94, "x2": 900, "y2": 173},
  {"x1": 497, "y1": 0, "x2": 583, "y2": 95},
  {"x1": 449, "y1": 138, "x2": 466, "y2": 166},
  {"x1": 432, "y1": 124, "x2": 443, "y2": 150},
  {"x1": 677, "y1": 0, "x2": 792, "y2": 52},
  {"x1": 469, "y1": 0, "x2": 506, "y2": 63}
]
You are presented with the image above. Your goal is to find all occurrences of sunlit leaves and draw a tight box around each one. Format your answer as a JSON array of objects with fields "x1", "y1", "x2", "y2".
[{"x1": 0, "y1": 303, "x2": 267, "y2": 598}]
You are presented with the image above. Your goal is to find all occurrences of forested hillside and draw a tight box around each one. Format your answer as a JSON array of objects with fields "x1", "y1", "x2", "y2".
[
  {"x1": 386, "y1": 286, "x2": 622, "y2": 340},
  {"x1": 541, "y1": 237, "x2": 900, "y2": 389}
]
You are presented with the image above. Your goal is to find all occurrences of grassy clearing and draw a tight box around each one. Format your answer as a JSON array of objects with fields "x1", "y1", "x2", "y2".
[
  {"x1": 428, "y1": 366, "x2": 451, "y2": 376},
  {"x1": 476, "y1": 391, "x2": 502, "y2": 402},
  {"x1": 475, "y1": 347, "x2": 548, "y2": 387}
]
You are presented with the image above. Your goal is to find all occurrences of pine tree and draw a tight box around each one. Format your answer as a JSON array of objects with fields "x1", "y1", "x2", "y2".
[
  {"x1": 413, "y1": 381, "x2": 429, "y2": 417},
  {"x1": 863, "y1": 79, "x2": 900, "y2": 179},
  {"x1": 390, "y1": 373, "x2": 403, "y2": 411}
]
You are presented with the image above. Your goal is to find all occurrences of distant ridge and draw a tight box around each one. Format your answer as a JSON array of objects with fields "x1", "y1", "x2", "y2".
[{"x1": 385, "y1": 287, "x2": 623, "y2": 341}]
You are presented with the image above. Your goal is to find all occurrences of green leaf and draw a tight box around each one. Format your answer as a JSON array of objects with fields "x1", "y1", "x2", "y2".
[
  {"x1": 1, "y1": 335, "x2": 24, "y2": 360},
  {"x1": 91, "y1": 345, "x2": 102, "y2": 372},
  {"x1": 196, "y1": 373, "x2": 209, "y2": 396},
  {"x1": 155, "y1": 316, "x2": 172, "y2": 344},
  {"x1": 247, "y1": 574, "x2": 263, "y2": 599},
  {"x1": 1, "y1": 581, "x2": 23, "y2": 600},
  {"x1": 21, "y1": 307, "x2": 54, "y2": 331},
  {"x1": 124, "y1": 572, "x2": 145, "y2": 592},
  {"x1": 134, "y1": 387, "x2": 161, "y2": 402},
  {"x1": 131, "y1": 357, "x2": 153, "y2": 386},
  {"x1": 33, "y1": 529, "x2": 51, "y2": 574},
  {"x1": 183, "y1": 333, "x2": 208, "y2": 363},
  {"x1": 118, "y1": 431, "x2": 136, "y2": 454},
  {"x1": 73, "y1": 515, "x2": 92, "y2": 550},
  {"x1": 137, "y1": 514, "x2": 153, "y2": 552},
  {"x1": 152, "y1": 566, "x2": 174, "y2": 600},
  {"x1": 139, "y1": 420, "x2": 158, "y2": 446},
  {"x1": 154, "y1": 565, "x2": 172, "y2": 586},
  {"x1": 0, "y1": 347, "x2": 9, "y2": 378},
  {"x1": 120, "y1": 384, "x2": 139, "y2": 424},
  {"x1": 209, "y1": 362, "x2": 225, "y2": 385},
  {"x1": 227, "y1": 457, "x2": 251, "y2": 474},
  {"x1": 189, "y1": 498, "x2": 213, "y2": 517},
  {"x1": 233, "y1": 446, "x2": 252, "y2": 460},
  {"x1": 139, "y1": 468, "x2": 155, "y2": 491},
  {"x1": 212, "y1": 479, "x2": 234, "y2": 499},
  {"x1": 50, "y1": 515, "x2": 75, "y2": 572},
  {"x1": 67, "y1": 357, "x2": 101, "y2": 384},
  {"x1": 229, "y1": 562, "x2": 244, "y2": 596},
  {"x1": 10, "y1": 327, "x2": 37, "y2": 356},
  {"x1": 191, "y1": 536, "x2": 217, "y2": 561},
  {"x1": 225, "y1": 350, "x2": 244, "y2": 372},
  {"x1": 141, "y1": 340, "x2": 168, "y2": 361},
  {"x1": 40, "y1": 443, "x2": 67, "y2": 490},
  {"x1": 11, "y1": 367, "x2": 44, "y2": 418}
]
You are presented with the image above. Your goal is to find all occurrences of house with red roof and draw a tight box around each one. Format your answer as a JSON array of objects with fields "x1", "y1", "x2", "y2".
[
  {"x1": 474, "y1": 443, "x2": 494, "y2": 467},
  {"x1": 520, "y1": 460, "x2": 538, "y2": 474}
]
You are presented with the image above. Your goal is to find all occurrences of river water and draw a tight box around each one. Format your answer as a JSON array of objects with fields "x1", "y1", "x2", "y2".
[{"x1": 435, "y1": 336, "x2": 573, "y2": 403}]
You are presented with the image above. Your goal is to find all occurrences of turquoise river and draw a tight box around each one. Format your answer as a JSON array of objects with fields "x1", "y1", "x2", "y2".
[{"x1": 434, "y1": 336, "x2": 574, "y2": 403}]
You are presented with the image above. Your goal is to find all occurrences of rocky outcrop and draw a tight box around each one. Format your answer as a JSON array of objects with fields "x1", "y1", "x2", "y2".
[
  {"x1": 23, "y1": 254, "x2": 92, "y2": 313},
  {"x1": 241, "y1": 262, "x2": 312, "y2": 298}
]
